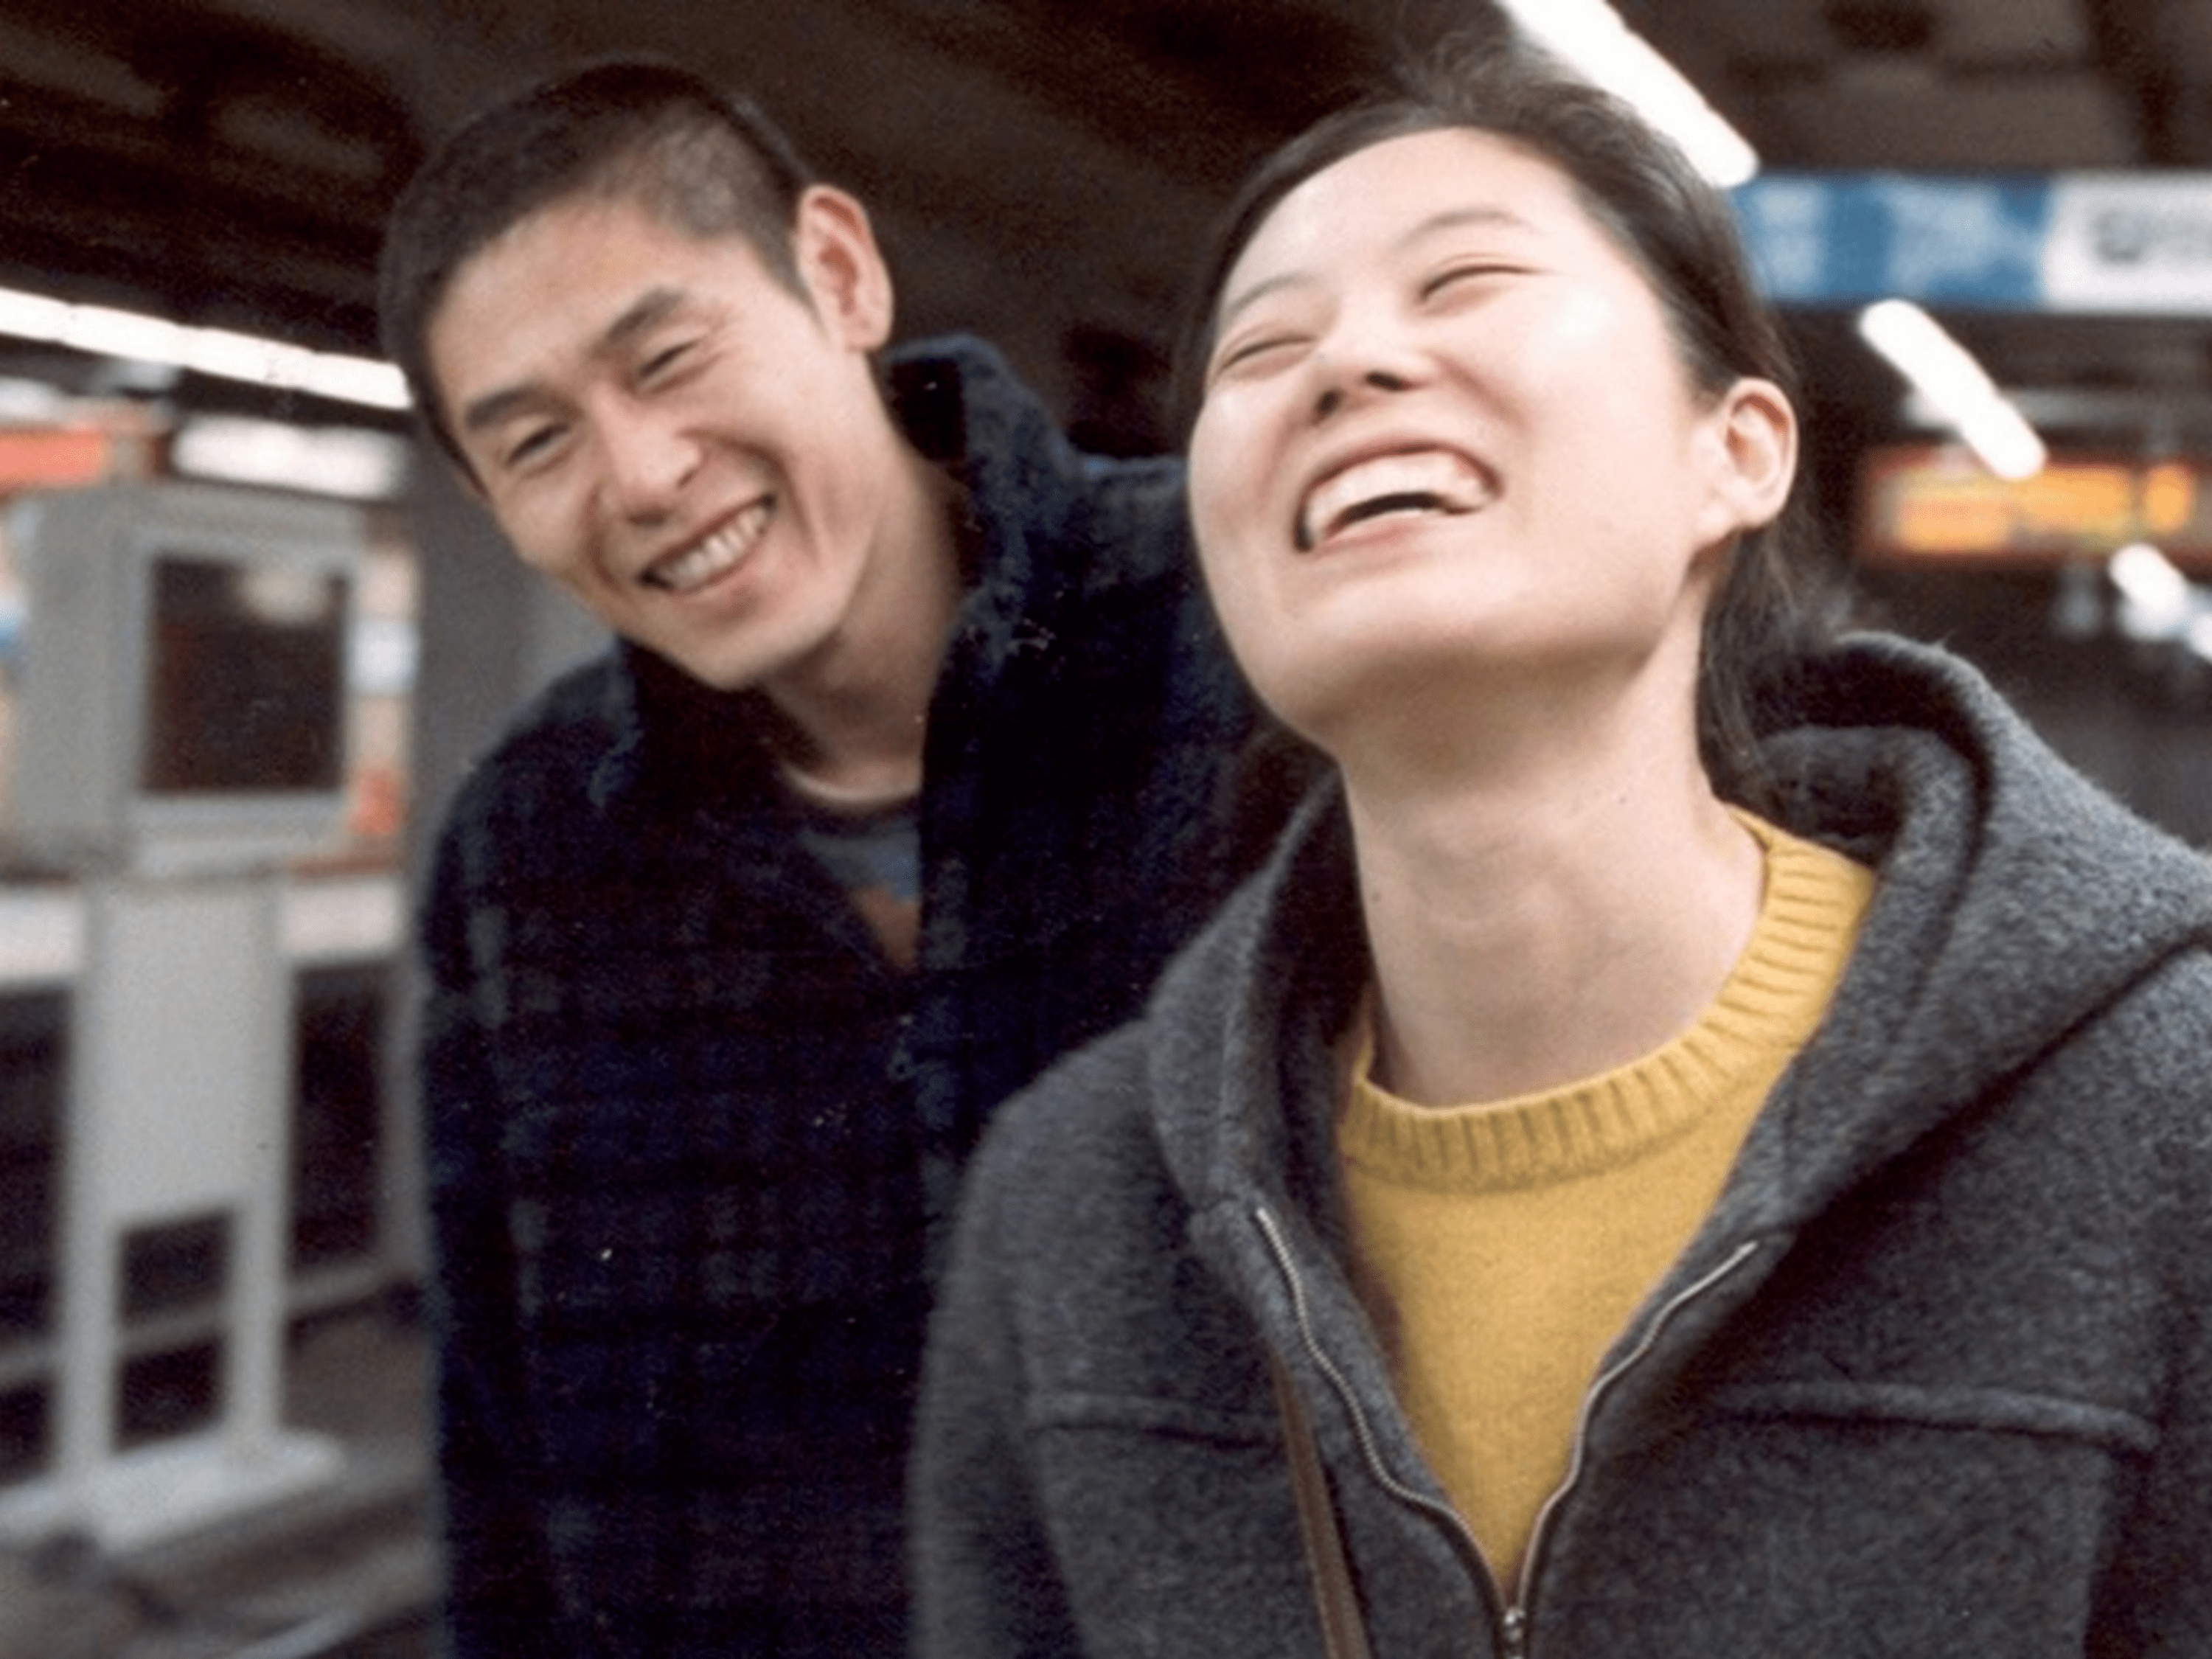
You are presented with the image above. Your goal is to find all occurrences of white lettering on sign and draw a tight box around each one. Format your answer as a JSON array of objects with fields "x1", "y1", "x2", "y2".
[{"x1": 2045, "y1": 173, "x2": 2212, "y2": 313}]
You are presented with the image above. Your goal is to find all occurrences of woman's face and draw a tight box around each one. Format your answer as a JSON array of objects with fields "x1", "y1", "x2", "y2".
[{"x1": 1187, "y1": 126, "x2": 1792, "y2": 751}]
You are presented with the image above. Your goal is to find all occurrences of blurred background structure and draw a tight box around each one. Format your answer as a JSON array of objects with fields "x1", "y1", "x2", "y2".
[{"x1": 0, "y1": 1, "x2": 2208, "y2": 1652}]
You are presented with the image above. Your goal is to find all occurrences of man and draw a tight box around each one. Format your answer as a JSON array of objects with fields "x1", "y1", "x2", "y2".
[{"x1": 378, "y1": 60, "x2": 1271, "y2": 1658}]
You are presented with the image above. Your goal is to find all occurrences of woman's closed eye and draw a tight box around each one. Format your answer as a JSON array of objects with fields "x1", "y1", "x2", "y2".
[
  {"x1": 1210, "y1": 329, "x2": 1310, "y2": 384},
  {"x1": 1419, "y1": 260, "x2": 1523, "y2": 303}
]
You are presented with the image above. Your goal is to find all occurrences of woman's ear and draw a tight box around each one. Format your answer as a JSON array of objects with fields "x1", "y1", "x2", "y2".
[
  {"x1": 792, "y1": 184, "x2": 896, "y2": 351},
  {"x1": 1696, "y1": 376, "x2": 1798, "y2": 543}
]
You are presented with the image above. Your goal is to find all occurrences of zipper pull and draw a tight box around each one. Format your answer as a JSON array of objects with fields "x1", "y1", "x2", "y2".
[{"x1": 1500, "y1": 1604, "x2": 1528, "y2": 1659}]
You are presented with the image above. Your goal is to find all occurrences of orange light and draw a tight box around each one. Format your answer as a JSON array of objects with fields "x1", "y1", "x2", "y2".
[
  {"x1": 1859, "y1": 445, "x2": 2212, "y2": 571},
  {"x1": 0, "y1": 426, "x2": 119, "y2": 490},
  {"x1": 2141, "y1": 462, "x2": 2196, "y2": 538}
]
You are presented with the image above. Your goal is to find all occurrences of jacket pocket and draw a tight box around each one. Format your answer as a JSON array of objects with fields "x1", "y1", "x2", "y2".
[{"x1": 1708, "y1": 1378, "x2": 2157, "y2": 1454}]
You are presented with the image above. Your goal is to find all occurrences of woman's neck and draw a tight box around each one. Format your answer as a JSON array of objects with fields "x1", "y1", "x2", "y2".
[{"x1": 1343, "y1": 699, "x2": 1766, "y2": 1109}]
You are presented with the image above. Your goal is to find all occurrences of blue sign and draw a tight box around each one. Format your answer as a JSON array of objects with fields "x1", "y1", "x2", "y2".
[{"x1": 1732, "y1": 172, "x2": 2212, "y2": 316}]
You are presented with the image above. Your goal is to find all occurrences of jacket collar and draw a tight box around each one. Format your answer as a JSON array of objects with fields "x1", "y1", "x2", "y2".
[
  {"x1": 579, "y1": 335, "x2": 1068, "y2": 818},
  {"x1": 1149, "y1": 633, "x2": 2212, "y2": 1251}
]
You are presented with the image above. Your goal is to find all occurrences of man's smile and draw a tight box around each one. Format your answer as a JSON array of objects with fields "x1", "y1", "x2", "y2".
[{"x1": 644, "y1": 497, "x2": 776, "y2": 592}]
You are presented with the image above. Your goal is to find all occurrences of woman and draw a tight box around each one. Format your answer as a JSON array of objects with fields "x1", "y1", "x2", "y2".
[{"x1": 911, "y1": 44, "x2": 2212, "y2": 1659}]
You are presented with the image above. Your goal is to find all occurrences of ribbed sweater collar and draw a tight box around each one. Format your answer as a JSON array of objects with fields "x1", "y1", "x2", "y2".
[{"x1": 1338, "y1": 815, "x2": 1873, "y2": 1194}]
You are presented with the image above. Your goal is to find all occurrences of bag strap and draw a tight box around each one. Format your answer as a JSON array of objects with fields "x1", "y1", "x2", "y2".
[{"x1": 1270, "y1": 1351, "x2": 1376, "y2": 1659}]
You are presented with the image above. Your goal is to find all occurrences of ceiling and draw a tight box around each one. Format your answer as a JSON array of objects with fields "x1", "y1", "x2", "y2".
[{"x1": 0, "y1": 0, "x2": 2209, "y2": 498}]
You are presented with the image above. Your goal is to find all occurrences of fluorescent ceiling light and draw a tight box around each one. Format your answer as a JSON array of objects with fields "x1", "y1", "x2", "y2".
[
  {"x1": 1856, "y1": 299, "x2": 2048, "y2": 481},
  {"x1": 1950, "y1": 400, "x2": 2049, "y2": 484},
  {"x1": 2188, "y1": 610, "x2": 2212, "y2": 664},
  {"x1": 0, "y1": 282, "x2": 408, "y2": 413},
  {"x1": 1493, "y1": 0, "x2": 1759, "y2": 186},
  {"x1": 171, "y1": 414, "x2": 412, "y2": 501},
  {"x1": 2110, "y1": 540, "x2": 2196, "y2": 641}
]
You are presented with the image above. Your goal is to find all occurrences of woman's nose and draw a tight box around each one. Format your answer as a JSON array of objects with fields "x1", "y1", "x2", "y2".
[
  {"x1": 1314, "y1": 364, "x2": 1415, "y2": 420},
  {"x1": 1308, "y1": 310, "x2": 1425, "y2": 421}
]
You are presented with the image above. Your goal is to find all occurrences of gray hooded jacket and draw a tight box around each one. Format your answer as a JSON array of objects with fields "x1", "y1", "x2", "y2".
[{"x1": 912, "y1": 633, "x2": 2212, "y2": 1658}]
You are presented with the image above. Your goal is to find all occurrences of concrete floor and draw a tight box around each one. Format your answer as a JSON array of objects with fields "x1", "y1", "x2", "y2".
[{"x1": 0, "y1": 1305, "x2": 437, "y2": 1659}]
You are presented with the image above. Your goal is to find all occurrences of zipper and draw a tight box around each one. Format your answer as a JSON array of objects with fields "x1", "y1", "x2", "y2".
[
  {"x1": 1256, "y1": 1203, "x2": 1762, "y2": 1659},
  {"x1": 1508, "y1": 1237, "x2": 1763, "y2": 1644},
  {"x1": 1255, "y1": 1206, "x2": 1493, "y2": 1649}
]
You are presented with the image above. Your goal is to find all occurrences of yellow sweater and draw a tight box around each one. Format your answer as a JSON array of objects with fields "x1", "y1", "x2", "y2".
[{"x1": 1337, "y1": 814, "x2": 1875, "y2": 1582}]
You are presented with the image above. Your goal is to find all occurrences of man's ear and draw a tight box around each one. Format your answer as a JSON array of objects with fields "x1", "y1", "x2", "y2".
[
  {"x1": 1695, "y1": 376, "x2": 1798, "y2": 543},
  {"x1": 792, "y1": 185, "x2": 895, "y2": 351}
]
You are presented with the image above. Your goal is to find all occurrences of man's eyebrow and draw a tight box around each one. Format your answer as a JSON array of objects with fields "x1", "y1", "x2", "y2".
[
  {"x1": 456, "y1": 285, "x2": 695, "y2": 437},
  {"x1": 1213, "y1": 204, "x2": 1534, "y2": 335},
  {"x1": 456, "y1": 381, "x2": 545, "y2": 439},
  {"x1": 599, "y1": 285, "x2": 690, "y2": 354}
]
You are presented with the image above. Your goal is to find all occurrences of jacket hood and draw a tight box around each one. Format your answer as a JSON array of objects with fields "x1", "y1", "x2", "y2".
[
  {"x1": 1144, "y1": 632, "x2": 2212, "y2": 1248},
  {"x1": 1747, "y1": 632, "x2": 2212, "y2": 1222}
]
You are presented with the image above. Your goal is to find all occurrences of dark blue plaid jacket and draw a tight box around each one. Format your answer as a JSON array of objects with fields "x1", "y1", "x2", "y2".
[{"x1": 417, "y1": 338, "x2": 1273, "y2": 1658}]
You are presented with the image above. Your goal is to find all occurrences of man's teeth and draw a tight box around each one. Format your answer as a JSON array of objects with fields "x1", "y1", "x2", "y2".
[
  {"x1": 1298, "y1": 452, "x2": 1489, "y2": 549},
  {"x1": 647, "y1": 501, "x2": 772, "y2": 593}
]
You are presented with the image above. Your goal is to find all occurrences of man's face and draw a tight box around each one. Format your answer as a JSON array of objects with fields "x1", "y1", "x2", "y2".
[{"x1": 425, "y1": 187, "x2": 908, "y2": 694}]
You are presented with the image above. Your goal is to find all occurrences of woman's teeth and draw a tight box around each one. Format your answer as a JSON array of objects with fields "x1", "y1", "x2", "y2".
[{"x1": 1298, "y1": 452, "x2": 1490, "y2": 550}]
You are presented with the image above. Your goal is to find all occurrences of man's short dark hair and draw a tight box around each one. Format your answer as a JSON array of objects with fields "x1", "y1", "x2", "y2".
[{"x1": 378, "y1": 58, "x2": 818, "y2": 467}]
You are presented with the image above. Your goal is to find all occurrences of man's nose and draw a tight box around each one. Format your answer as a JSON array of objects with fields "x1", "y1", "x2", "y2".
[{"x1": 599, "y1": 410, "x2": 702, "y2": 521}]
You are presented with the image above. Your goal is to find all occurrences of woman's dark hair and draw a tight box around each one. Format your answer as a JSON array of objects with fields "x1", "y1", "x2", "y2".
[
  {"x1": 1176, "y1": 41, "x2": 1847, "y2": 809},
  {"x1": 378, "y1": 59, "x2": 816, "y2": 470}
]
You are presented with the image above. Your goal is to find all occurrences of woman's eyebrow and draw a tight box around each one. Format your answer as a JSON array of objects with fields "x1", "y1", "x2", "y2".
[
  {"x1": 1396, "y1": 204, "x2": 1534, "y2": 249},
  {"x1": 1214, "y1": 270, "x2": 1314, "y2": 335}
]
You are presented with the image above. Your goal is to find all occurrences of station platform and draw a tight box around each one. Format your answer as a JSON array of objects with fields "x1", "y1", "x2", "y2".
[{"x1": 0, "y1": 1301, "x2": 437, "y2": 1659}]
